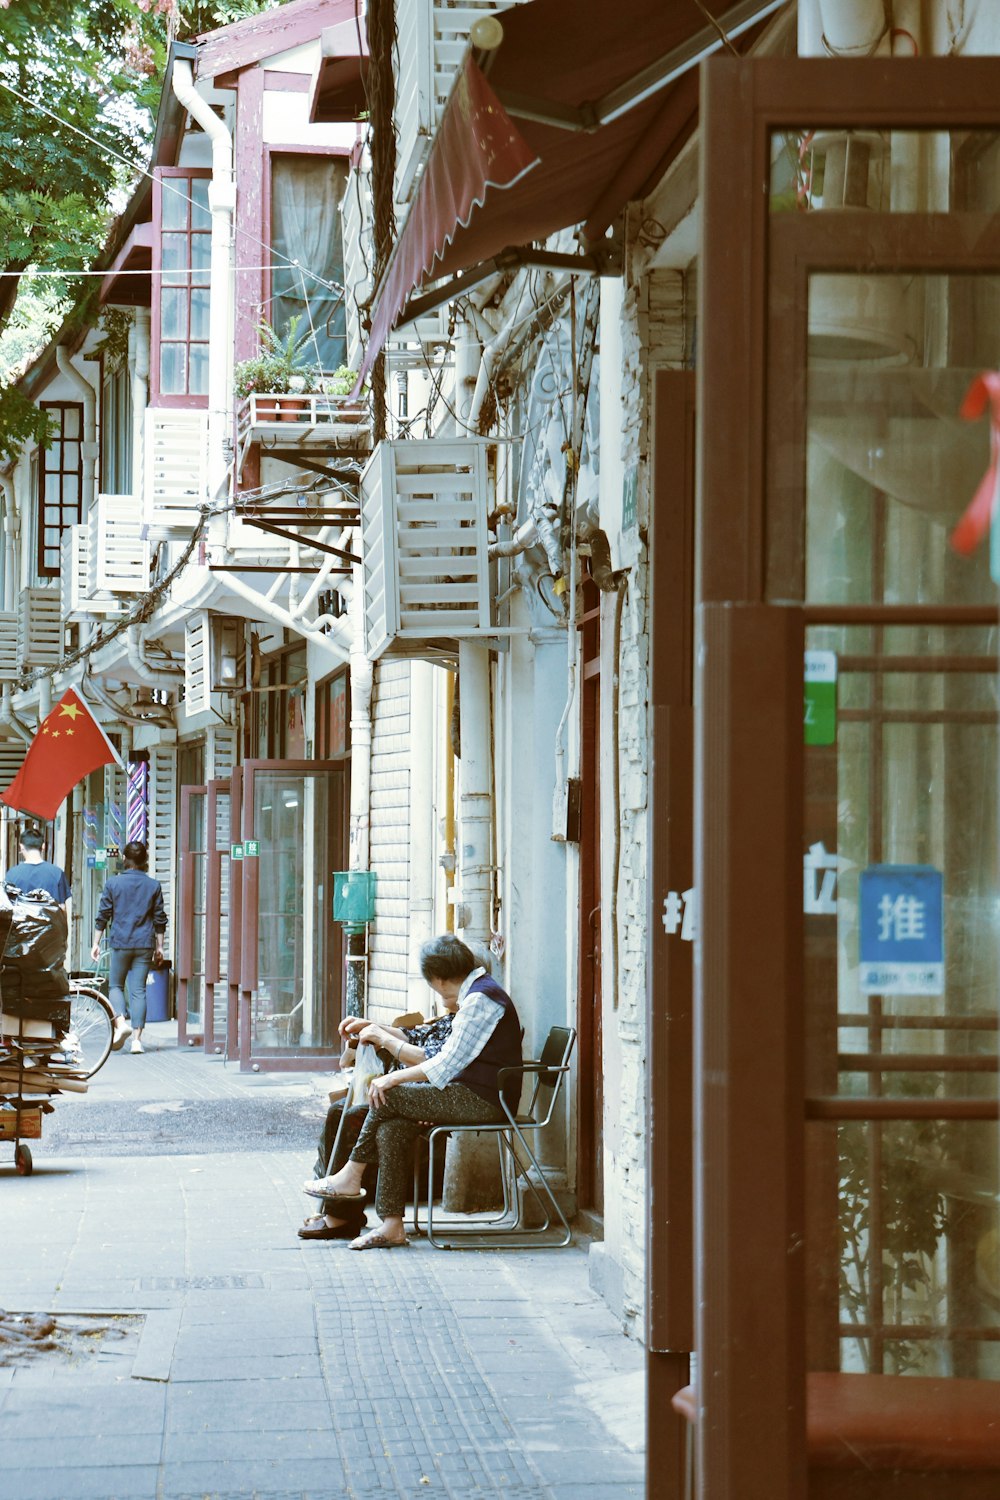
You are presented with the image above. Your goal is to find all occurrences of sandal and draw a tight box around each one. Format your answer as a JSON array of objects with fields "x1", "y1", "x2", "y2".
[
  {"x1": 302, "y1": 1179, "x2": 366, "y2": 1203},
  {"x1": 298, "y1": 1215, "x2": 366, "y2": 1241},
  {"x1": 349, "y1": 1228, "x2": 409, "y2": 1251}
]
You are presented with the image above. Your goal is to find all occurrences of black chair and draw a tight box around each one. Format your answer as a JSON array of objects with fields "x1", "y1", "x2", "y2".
[{"x1": 411, "y1": 1025, "x2": 577, "y2": 1249}]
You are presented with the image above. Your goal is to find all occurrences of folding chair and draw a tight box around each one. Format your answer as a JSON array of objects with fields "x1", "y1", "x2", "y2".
[{"x1": 411, "y1": 1025, "x2": 577, "y2": 1249}]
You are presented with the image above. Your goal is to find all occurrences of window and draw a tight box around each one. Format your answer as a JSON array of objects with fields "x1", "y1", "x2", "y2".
[
  {"x1": 270, "y1": 154, "x2": 348, "y2": 373},
  {"x1": 101, "y1": 362, "x2": 133, "y2": 495},
  {"x1": 153, "y1": 169, "x2": 211, "y2": 403},
  {"x1": 37, "y1": 402, "x2": 83, "y2": 577}
]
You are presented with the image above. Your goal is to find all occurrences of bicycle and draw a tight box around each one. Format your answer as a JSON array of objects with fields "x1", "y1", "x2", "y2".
[{"x1": 65, "y1": 981, "x2": 115, "y2": 1080}]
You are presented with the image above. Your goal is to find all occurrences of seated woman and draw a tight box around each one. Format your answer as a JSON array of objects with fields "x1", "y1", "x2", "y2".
[
  {"x1": 298, "y1": 1007, "x2": 455, "y2": 1240},
  {"x1": 304, "y1": 933, "x2": 522, "y2": 1250}
]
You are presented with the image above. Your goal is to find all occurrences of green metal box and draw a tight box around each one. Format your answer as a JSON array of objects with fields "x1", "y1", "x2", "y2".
[{"x1": 332, "y1": 870, "x2": 377, "y2": 928}]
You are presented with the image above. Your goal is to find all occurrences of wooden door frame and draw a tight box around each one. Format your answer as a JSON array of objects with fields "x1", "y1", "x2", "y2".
[
  {"x1": 697, "y1": 53, "x2": 1000, "y2": 1500},
  {"x1": 176, "y1": 783, "x2": 208, "y2": 1049}
]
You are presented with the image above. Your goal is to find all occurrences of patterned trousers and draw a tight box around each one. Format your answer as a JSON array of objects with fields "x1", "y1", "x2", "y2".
[{"x1": 349, "y1": 1082, "x2": 504, "y2": 1219}]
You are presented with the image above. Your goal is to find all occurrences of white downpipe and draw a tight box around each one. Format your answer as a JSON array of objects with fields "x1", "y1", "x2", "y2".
[
  {"x1": 488, "y1": 518, "x2": 537, "y2": 560},
  {"x1": 55, "y1": 349, "x2": 97, "y2": 516},
  {"x1": 0, "y1": 685, "x2": 32, "y2": 743},
  {"x1": 0, "y1": 473, "x2": 19, "y2": 606},
  {"x1": 222, "y1": 572, "x2": 349, "y2": 662},
  {"x1": 171, "y1": 60, "x2": 235, "y2": 510},
  {"x1": 454, "y1": 319, "x2": 480, "y2": 434},
  {"x1": 130, "y1": 310, "x2": 151, "y2": 498},
  {"x1": 456, "y1": 641, "x2": 492, "y2": 944},
  {"x1": 348, "y1": 572, "x2": 373, "y2": 872},
  {"x1": 467, "y1": 273, "x2": 570, "y2": 433},
  {"x1": 126, "y1": 624, "x2": 183, "y2": 685},
  {"x1": 816, "y1": 0, "x2": 889, "y2": 56}
]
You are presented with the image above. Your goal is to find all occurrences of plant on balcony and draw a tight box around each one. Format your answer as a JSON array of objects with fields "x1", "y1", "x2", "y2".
[
  {"x1": 234, "y1": 314, "x2": 319, "y2": 400},
  {"x1": 322, "y1": 365, "x2": 361, "y2": 399}
]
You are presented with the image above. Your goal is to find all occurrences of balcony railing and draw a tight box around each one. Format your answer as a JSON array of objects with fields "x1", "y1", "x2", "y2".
[{"x1": 236, "y1": 392, "x2": 372, "y2": 478}]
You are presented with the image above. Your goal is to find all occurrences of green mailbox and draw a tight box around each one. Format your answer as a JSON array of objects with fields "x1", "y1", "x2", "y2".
[{"x1": 332, "y1": 870, "x2": 377, "y2": 931}]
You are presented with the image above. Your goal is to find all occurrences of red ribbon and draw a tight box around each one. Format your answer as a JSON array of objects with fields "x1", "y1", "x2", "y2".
[{"x1": 951, "y1": 371, "x2": 1000, "y2": 555}]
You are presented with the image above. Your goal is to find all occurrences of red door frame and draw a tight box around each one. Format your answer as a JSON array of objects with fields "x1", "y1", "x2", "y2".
[
  {"x1": 204, "y1": 778, "x2": 231, "y2": 1056},
  {"x1": 176, "y1": 783, "x2": 208, "y2": 1048}
]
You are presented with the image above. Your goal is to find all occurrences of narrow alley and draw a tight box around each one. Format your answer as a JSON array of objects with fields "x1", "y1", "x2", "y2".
[{"x1": 0, "y1": 1026, "x2": 644, "y2": 1500}]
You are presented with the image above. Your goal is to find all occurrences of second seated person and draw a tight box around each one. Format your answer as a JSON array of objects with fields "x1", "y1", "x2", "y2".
[
  {"x1": 91, "y1": 840, "x2": 167, "y2": 1055},
  {"x1": 304, "y1": 933, "x2": 522, "y2": 1250}
]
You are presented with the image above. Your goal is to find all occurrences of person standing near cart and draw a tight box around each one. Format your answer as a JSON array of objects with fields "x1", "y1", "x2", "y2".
[
  {"x1": 5, "y1": 827, "x2": 71, "y2": 912},
  {"x1": 91, "y1": 841, "x2": 167, "y2": 1055}
]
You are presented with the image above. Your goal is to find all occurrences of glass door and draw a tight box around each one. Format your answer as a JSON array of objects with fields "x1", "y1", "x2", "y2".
[
  {"x1": 177, "y1": 784, "x2": 207, "y2": 1047},
  {"x1": 697, "y1": 57, "x2": 1000, "y2": 1499},
  {"x1": 204, "y1": 779, "x2": 232, "y2": 1057},
  {"x1": 237, "y1": 759, "x2": 347, "y2": 1070}
]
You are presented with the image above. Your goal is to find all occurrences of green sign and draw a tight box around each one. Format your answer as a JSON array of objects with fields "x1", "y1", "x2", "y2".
[
  {"x1": 805, "y1": 650, "x2": 837, "y2": 746},
  {"x1": 244, "y1": 839, "x2": 260, "y2": 857},
  {"x1": 230, "y1": 843, "x2": 244, "y2": 861},
  {"x1": 622, "y1": 465, "x2": 638, "y2": 531}
]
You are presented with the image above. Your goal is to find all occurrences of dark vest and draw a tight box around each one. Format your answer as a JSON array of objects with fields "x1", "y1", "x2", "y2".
[{"x1": 455, "y1": 975, "x2": 523, "y2": 1111}]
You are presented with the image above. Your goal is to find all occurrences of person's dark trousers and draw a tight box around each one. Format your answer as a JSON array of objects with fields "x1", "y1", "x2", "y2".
[
  {"x1": 350, "y1": 1082, "x2": 504, "y2": 1220},
  {"x1": 316, "y1": 1101, "x2": 377, "y2": 1226}
]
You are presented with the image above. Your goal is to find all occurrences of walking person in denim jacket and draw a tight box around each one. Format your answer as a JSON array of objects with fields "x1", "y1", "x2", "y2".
[{"x1": 91, "y1": 840, "x2": 167, "y2": 1055}]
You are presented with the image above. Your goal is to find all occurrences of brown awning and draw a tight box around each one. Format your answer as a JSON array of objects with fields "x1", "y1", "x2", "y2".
[
  {"x1": 99, "y1": 221, "x2": 153, "y2": 307},
  {"x1": 309, "y1": 16, "x2": 368, "y2": 124},
  {"x1": 360, "y1": 0, "x2": 785, "y2": 377}
]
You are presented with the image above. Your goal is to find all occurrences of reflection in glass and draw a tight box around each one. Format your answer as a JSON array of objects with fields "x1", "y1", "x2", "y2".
[{"x1": 252, "y1": 772, "x2": 334, "y2": 1053}]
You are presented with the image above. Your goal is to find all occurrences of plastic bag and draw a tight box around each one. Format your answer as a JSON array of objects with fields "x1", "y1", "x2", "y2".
[
  {"x1": 349, "y1": 1042, "x2": 383, "y2": 1107},
  {"x1": 0, "y1": 886, "x2": 70, "y2": 1000}
]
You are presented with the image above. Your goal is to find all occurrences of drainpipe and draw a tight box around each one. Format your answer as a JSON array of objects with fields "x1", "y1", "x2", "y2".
[
  {"x1": 55, "y1": 349, "x2": 97, "y2": 516},
  {"x1": 130, "y1": 311, "x2": 151, "y2": 500},
  {"x1": 171, "y1": 60, "x2": 235, "y2": 513},
  {"x1": 125, "y1": 625, "x2": 184, "y2": 686},
  {"x1": 817, "y1": 0, "x2": 890, "y2": 55},
  {"x1": 345, "y1": 571, "x2": 374, "y2": 1018},
  {"x1": 222, "y1": 572, "x2": 350, "y2": 662},
  {"x1": 455, "y1": 641, "x2": 492, "y2": 944},
  {"x1": 0, "y1": 473, "x2": 19, "y2": 607},
  {"x1": 0, "y1": 685, "x2": 33, "y2": 743}
]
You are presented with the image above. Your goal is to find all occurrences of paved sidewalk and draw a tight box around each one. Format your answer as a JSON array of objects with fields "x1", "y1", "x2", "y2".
[{"x1": 0, "y1": 1038, "x2": 645, "y2": 1499}]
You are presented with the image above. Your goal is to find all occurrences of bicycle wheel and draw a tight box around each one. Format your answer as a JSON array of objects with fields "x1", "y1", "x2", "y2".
[{"x1": 66, "y1": 987, "x2": 114, "y2": 1079}]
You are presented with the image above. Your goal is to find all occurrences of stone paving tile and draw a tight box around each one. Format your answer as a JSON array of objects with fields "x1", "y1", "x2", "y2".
[
  {"x1": 3, "y1": 1467, "x2": 161, "y2": 1500},
  {"x1": 0, "y1": 1432, "x2": 163, "y2": 1469}
]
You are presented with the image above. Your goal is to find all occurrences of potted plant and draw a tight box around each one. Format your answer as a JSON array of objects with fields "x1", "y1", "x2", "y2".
[
  {"x1": 233, "y1": 315, "x2": 319, "y2": 421},
  {"x1": 318, "y1": 365, "x2": 365, "y2": 422}
]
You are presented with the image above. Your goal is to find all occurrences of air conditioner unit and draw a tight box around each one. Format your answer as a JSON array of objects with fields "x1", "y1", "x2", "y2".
[
  {"x1": 144, "y1": 408, "x2": 208, "y2": 541},
  {"x1": 60, "y1": 526, "x2": 90, "y2": 621},
  {"x1": 92, "y1": 494, "x2": 151, "y2": 594},
  {"x1": 0, "y1": 612, "x2": 18, "y2": 683},
  {"x1": 360, "y1": 438, "x2": 492, "y2": 660},
  {"x1": 18, "y1": 588, "x2": 62, "y2": 669}
]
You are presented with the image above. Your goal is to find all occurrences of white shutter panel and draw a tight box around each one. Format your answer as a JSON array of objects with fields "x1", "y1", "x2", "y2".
[
  {"x1": 144, "y1": 409, "x2": 207, "y2": 540},
  {"x1": 359, "y1": 439, "x2": 491, "y2": 658},
  {"x1": 93, "y1": 494, "x2": 150, "y2": 593},
  {"x1": 148, "y1": 746, "x2": 176, "y2": 937},
  {"x1": 18, "y1": 588, "x2": 62, "y2": 667},
  {"x1": 184, "y1": 613, "x2": 211, "y2": 715},
  {"x1": 0, "y1": 612, "x2": 18, "y2": 682}
]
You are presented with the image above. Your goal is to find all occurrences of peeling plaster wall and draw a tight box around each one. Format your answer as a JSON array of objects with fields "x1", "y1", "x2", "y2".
[{"x1": 592, "y1": 267, "x2": 689, "y2": 1337}]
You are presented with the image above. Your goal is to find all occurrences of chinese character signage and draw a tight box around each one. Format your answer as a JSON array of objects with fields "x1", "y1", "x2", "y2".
[{"x1": 859, "y1": 864, "x2": 944, "y2": 996}]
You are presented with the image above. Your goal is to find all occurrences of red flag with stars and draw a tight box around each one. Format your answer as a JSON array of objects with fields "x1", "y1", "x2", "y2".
[{"x1": 0, "y1": 689, "x2": 122, "y2": 821}]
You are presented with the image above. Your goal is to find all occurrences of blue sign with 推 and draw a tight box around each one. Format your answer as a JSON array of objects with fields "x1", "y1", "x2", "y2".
[{"x1": 859, "y1": 864, "x2": 944, "y2": 996}]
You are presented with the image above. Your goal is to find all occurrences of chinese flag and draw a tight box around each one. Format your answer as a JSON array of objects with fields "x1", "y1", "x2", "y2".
[{"x1": 0, "y1": 689, "x2": 122, "y2": 820}]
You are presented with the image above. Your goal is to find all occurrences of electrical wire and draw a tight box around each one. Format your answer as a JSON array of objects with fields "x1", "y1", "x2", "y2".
[{"x1": 0, "y1": 74, "x2": 346, "y2": 298}]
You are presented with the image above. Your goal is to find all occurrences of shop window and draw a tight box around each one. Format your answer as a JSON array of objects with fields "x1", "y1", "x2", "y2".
[
  {"x1": 37, "y1": 402, "x2": 83, "y2": 577},
  {"x1": 153, "y1": 169, "x2": 211, "y2": 404},
  {"x1": 269, "y1": 154, "x2": 348, "y2": 374},
  {"x1": 315, "y1": 670, "x2": 350, "y2": 758},
  {"x1": 246, "y1": 644, "x2": 309, "y2": 759},
  {"x1": 100, "y1": 361, "x2": 133, "y2": 495}
]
